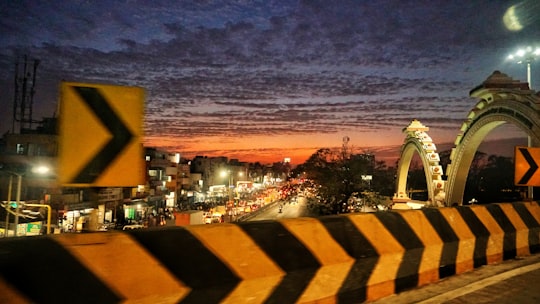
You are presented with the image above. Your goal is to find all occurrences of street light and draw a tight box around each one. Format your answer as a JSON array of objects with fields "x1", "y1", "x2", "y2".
[
  {"x1": 4, "y1": 175, "x2": 13, "y2": 237},
  {"x1": 4, "y1": 171, "x2": 24, "y2": 237},
  {"x1": 507, "y1": 46, "x2": 540, "y2": 88},
  {"x1": 220, "y1": 170, "x2": 234, "y2": 222},
  {"x1": 507, "y1": 46, "x2": 540, "y2": 200},
  {"x1": 2, "y1": 165, "x2": 50, "y2": 236},
  {"x1": 220, "y1": 170, "x2": 233, "y2": 202}
]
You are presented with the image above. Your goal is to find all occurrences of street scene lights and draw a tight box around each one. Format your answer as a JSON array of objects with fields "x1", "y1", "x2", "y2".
[
  {"x1": 32, "y1": 165, "x2": 50, "y2": 175},
  {"x1": 220, "y1": 170, "x2": 233, "y2": 202},
  {"x1": 2, "y1": 165, "x2": 51, "y2": 236},
  {"x1": 220, "y1": 169, "x2": 235, "y2": 222},
  {"x1": 507, "y1": 46, "x2": 539, "y2": 200},
  {"x1": 507, "y1": 46, "x2": 540, "y2": 88}
]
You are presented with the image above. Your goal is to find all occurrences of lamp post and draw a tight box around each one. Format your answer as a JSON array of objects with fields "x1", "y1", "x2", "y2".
[
  {"x1": 220, "y1": 170, "x2": 233, "y2": 203},
  {"x1": 2, "y1": 165, "x2": 50, "y2": 236},
  {"x1": 220, "y1": 170, "x2": 233, "y2": 222},
  {"x1": 13, "y1": 173, "x2": 22, "y2": 236},
  {"x1": 508, "y1": 46, "x2": 540, "y2": 200},
  {"x1": 4, "y1": 175, "x2": 13, "y2": 237},
  {"x1": 507, "y1": 46, "x2": 540, "y2": 88},
  {"x1": 1, "y1": 171, "x2": 24, "y2": 237}
]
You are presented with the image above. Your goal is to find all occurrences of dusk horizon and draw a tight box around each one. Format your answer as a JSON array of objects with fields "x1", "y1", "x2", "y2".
[{"x1": 175, "y1": 135, "x2": 528, "y2": 166}]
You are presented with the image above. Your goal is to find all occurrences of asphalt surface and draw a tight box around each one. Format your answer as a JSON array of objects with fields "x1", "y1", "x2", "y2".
[{"x1": 247, "y1": 196, "x2": 313, "y2": 221}]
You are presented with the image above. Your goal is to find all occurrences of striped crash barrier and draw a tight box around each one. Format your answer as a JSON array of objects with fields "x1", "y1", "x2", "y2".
[{"x1": 0, "y1": 201, "x2": 538, "y2": 303}]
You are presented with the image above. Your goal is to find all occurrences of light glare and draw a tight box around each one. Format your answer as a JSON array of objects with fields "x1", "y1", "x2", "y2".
[{"x1": 32, "y1": 166, "x2": 50, "y2": 174}]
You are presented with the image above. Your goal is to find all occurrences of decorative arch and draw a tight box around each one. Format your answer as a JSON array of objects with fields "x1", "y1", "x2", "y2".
[
  {"x1": 394, "y1": 120, "x2": 445, "y2": 207},
  {"x1": 445, "y1": 71, "x2": 540, "y2": 205}
]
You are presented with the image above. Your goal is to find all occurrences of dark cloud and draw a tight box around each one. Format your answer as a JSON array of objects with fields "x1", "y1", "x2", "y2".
[{"x1": 0, "y1": 0, "x2": 537, "y2": 163}]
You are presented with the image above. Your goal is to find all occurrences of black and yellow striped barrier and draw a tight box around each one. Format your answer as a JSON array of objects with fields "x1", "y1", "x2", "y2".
[{"x1": 1, "y1": 201, "x2": 538, "y2": 303}]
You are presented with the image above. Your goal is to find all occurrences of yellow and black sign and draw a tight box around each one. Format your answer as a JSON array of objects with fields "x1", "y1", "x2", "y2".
[
  {"x1": 58, "y1": 82, "x2": 145, "y2": 187},
  {"x1": 515, "y1": 146, "x2": 540, "y2": 186}
]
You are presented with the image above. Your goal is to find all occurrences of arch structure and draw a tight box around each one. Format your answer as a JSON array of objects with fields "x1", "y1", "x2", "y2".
[
  {"x1": 394, "y1": 119, "x2": 445, "y2": 207},
  {"x1": 445, "y1": 71, "x2": 540, "y2": 205}
]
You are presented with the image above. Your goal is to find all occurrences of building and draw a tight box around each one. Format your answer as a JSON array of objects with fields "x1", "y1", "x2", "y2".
[{"x1": 0, "y1": 118, "x2": 190, "y2": 233}]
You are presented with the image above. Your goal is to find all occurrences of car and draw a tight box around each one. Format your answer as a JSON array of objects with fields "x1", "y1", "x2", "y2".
[
  {"x1": 122, "y1": 224, "x2": 145, "y2": 230},
  {"x1": 205, "y1": 216, "x2": 222, "y2": 224}
]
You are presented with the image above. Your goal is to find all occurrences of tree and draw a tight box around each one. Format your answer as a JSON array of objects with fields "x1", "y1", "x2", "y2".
[
  {"x1": 465, "y1": 154, "x2": 520, "y2": 203},
  {"x1": 295, "y1": 148, "x2": 378, "y2": 215},
  {"x1": 371, "y1": 160, "x2": 395, "y2": 196},
  {"x1": 406, "y1": 158, "x2": 427, "y2": 194}
]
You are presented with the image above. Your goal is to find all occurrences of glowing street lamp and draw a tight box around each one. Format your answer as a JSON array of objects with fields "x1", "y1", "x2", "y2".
[
  {"x1": 32, "y1": 165, "x2": 50, "y2": 175},
  {"x1": 220, "y1": 170, "x2": 233, "y2": 202},
  {"x1": 507, "y1": 46, "x2": 540, "y2": 88},
  {"x1": 507, "y1": 46, "x2": 539, "y2": 200},
  {"x1": 2, "y1": 165, "x2": 51, "y2": 236}
]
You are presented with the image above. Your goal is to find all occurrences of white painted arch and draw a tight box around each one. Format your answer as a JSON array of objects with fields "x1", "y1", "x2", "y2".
[
  {"x1": 394, "y1": 120, "x2": 445, "y2": 207},
  {"x1": 395, "y1": 71, "x2": 540, "y2": 207},
  {"x1": 445, "y1": 90, "x2": 540, "y2": 205}
]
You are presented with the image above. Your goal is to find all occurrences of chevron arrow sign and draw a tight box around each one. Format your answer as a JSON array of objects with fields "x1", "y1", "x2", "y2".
[
  {"x1": 58, "y1": 82, "x2": 145, "y2": 187},
  {"x1": 515, "y1": 146, "x2": 540, "y2": 186}
]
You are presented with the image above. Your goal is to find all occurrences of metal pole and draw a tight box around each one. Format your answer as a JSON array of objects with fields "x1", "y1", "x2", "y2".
[
  {"x1": 527, "y1": 62, "x2": 532, "y2": 89},
  {"x1": 25, "y1": 204, "x2": 51, "y2": 234},
  {"x1": 47, "y1": 204, "x2": 51, "y2": 234},
  {"x1": 229, "y1": 174, "x2": 233, "y2": 202},
  {"x1": 5, "y1": 176, "x2": 13, "y2": 237},
  {"x1": 527, "y1": 62, "x2": 534, "y2": 200},
  {"x1": 228, "y1": 173, "x2": 234, "y2": 221},
  {"x1": 14, "y1": 174, "x2": 22, "y2": 237}
]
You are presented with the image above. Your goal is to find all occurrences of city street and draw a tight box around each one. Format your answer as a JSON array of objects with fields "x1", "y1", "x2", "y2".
[{"x1": 247, "y1": 196, "x2": 312, "y2": 221}]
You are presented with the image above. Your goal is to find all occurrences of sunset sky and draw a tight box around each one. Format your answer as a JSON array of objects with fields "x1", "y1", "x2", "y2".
[{"x1": 0, "y1": 1, "x2": 538, "y2": 165}]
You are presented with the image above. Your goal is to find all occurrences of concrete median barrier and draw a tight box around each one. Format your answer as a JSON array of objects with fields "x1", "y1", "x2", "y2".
[{"x1": 0, "y1": 201, "x2": 538, "y2": 303}]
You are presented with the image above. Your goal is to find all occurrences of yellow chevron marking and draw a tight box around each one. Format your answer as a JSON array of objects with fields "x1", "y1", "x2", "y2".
[
  {"x1": 470, "y1": 206, "x2": 504, "y2": 264},
  {"x1": 0, "y1": 276, "x2": 30, "y2": 304},
  {"x1": 349, "y1": 213, "x2": 404, "y2": 301},
  {"x1": 439, "y1": 208, "x2": 475, "y2": 274},
  {"x1": 280, "y1": 217, "x2": 355, "y2": 303},
  {"x1": 187, "y1": 224, "x2": 284, "y2": 303},
  {"x1": 399, "y1": 210, "x2": 442, "y2": 286},
  {"x1": 499, "y1": 204, "x2": 530, "y2": 256},
  {"x1": 525, "y1": 202, "x2": 540, "y2": 227},
  {"x1": 54, "y1": 232, "x2": 188, "y2": 303}
]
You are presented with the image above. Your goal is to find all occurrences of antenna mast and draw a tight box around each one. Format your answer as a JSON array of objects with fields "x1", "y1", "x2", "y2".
[
  {"x1": 12, "y1": 55, "x2": 40, "y2": 133},
  {"x1": 342, "y1": 136, "x2": 350, "y2": 159}
]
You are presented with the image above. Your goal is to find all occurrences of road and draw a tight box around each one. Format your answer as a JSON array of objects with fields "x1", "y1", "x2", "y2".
[
  {"x1": 247, "y1": 196, "x2": 313, "y2": 221},
  {"x1": 370, "y1": 253, "x2": 540, "y2": 303}
]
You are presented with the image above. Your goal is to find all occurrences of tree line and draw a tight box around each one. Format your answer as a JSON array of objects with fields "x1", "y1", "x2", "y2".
[{"x1": 291, "y1": 148, "x2": 524, "y2": 216}]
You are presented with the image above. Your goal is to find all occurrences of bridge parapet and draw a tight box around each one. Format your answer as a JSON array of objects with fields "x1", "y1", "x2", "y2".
[{"x1": 0, "y1": 202, "x2": 538, "y2": 303}]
